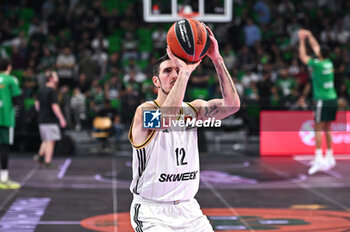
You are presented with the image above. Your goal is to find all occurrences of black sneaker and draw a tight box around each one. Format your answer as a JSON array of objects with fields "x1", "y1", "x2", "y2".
[
  {"x1": 42, "y1": 162, "x2": 57, "y2": 169},
  {"x1": 33, "y1": 154, "x2": 44, "y2": 165}
]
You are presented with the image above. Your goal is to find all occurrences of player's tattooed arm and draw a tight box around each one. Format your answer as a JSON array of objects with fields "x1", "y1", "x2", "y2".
[
  {"x1": 190, "y1": 24, "x2": 240, "y2": 121},
  {"x1": 203, "y1": 105, "x2": 219, "y2": 118},
  {"x1": 214, "y1": 60, "x2": 237, "y2": 99}
]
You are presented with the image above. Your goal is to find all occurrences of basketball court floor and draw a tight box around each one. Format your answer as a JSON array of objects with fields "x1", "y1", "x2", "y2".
[{"x1": 1, "y1": 137, "x2": 350, "y2": 232}]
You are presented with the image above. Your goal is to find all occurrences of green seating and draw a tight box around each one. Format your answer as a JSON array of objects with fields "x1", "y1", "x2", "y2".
[
  {"x1": 137, "y1": 28, "x2": 153, "y2": 52},
  {"x1": 110, "y1": 99, "x2": 121, "y2": 111},
  {"x1": 108, "y1": 35, "x2": 121, "y2": 53}
]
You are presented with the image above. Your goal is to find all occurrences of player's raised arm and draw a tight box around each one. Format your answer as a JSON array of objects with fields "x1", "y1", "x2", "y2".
[
  {"x1": 305, "y1": 30, "x2": 321, "y2": 59},
  {"x1": 298, "y1": 29, "x2": 311, "y2": 65},
  {"x1": 191, "y1": 25, "x2": 240, "y2": 121},
  {"x1": 158, "y1": 47, "x2": 201, "y2": 120}
]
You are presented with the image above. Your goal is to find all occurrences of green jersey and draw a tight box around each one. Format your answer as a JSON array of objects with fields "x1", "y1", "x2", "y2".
[
  {"x1": 307, "y1": 58, "x2": 337, "y2": 100},
  {"x1": 0, "y1": 73, "x2": 22, "y2": 127}
]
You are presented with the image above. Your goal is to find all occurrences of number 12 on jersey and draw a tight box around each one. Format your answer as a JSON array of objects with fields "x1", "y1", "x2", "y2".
[{"x1": 175, "y1": 148, "x2": 187, "y2": 166}]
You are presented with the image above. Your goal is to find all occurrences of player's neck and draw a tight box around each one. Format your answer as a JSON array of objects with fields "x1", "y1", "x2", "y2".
[
  {"x1": 46, "y1": 82, "x2": 56, "y2": 89},
  {"x1": 155, "y1": 91, "x2": 169, "y2": 106}
]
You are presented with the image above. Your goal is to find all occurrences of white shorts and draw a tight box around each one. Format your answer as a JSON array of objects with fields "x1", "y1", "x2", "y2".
[{"x1": 130, "y1": 195, "x2": 213, "y2": 232}]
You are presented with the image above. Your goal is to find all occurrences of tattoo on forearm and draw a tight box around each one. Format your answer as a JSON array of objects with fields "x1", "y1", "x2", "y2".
[{"x1": 204, "y1": 105, "x2": 219, "y2": 118}]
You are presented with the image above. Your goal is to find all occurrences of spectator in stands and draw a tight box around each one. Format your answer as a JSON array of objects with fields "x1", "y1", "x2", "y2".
[
  {"x1": 92, "y1": 48, "x2": 109, "y2": 79},
  {"x1": 78, "y1": 49, "x2": 99, "y2": 86},
  {"x1": 333, "y1": 46, "x2": 346, "y2": 94},
  {"x1": 21, "y1": 67, "x2": 38, "y2": 98},
  {"x1": 56, "y1": 47, "x2": 76, "y2": 87},
  {"x1": 243, "y1": 18, "x2": 261, "y2": 47},
  {"x1": 222, "y1": 44, "x2": 236, "y2": 70},
  {"x1": 152, "y1": 25, "x2": 167, "y2": 56},
  {"x1": 257, "y1": 70, "x2": 273, "y2": 110},
  {"x1": 289, "y1": 96, "x2": 309, "y2": 111},
  {"x1": 37, "y1": 46, "x2": 56, "y2": 72},
  {"x1": 91, "y1": 31, "x2": 109, "y2": 51},
  {"x1": 253, "y1": 0, "x2": 270, "y2": 25},
  {"x1": 275, "y1": 67, "x2": 298, "y2": 108},
  {"x1": 277, "y1": 0, "x2": 295, "y2": 14},
  {"x1": 76, "y1": 73, "x2": 90, "y2": 94},
  {"x1": 241, "y1": 65, "x2": 260, "y2": 88},
  {"x1": 88, "y1": 80, "x2": 105, "y2": 116},
  {"x1": 58, "y1": 85, "x2": 72, "y2": 129},
  {"x1": 70, "y1": 87, "x2": 86, "y2": 131},
  {"x1": 123, "y1": 68, "x2": 146, "y2": 84},
  {"x1": 237, "y1": 46, "x2": 255, "y2": 69},
  {"x1": 122, "y1": 31, "x2": 139, "y2": 61},
  {"x1": 104, "y1": 75, "x2": 125, "y2": 101}
]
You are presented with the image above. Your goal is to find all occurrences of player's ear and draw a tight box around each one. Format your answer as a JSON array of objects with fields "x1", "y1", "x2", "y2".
[{"x1": 152, "y1": 76, "x2": 160, "y2": 88}]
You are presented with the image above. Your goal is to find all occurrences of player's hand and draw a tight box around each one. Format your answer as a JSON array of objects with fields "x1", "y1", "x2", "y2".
[
  {"x1": 203, "y1": 24, "x2": 221, "y2": 60},
  {"x1": 298, "y1": 29, "x2": 310, "y2": 40},
  {"x1": 166, "y1": 46, "x2": 201, "y2": 74},
  {"x1": 60, "y1": 118, "x2": 67, "y2": 128}
]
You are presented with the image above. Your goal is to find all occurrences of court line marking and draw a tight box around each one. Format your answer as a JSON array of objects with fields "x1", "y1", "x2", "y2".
[
  {"x1": 260, "y1": 162, "x2": 349, "y2": 211},
  {"x1": 0, "y1": 166, "x2": 38, "y2": 211},
  {"x1": 38, "y1": 221, "x2": 81, "y2": 225},
  {"x1": 201, "y1": 179, "x2": 255, "y2": 232},
  {"x1": 57, "y1": 158, "x2": 72, "y2": 179},
  {"x1": 112, "y1": 158, "x2": 118, "y2": 232}
]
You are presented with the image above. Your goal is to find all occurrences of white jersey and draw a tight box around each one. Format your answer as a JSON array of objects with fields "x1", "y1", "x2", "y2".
[{"x1": 129, "y1": 101, "x2": 199, "y2": 202}]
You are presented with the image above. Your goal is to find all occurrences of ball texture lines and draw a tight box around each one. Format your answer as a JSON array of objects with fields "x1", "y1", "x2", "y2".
[{"x1": 167, "y1": 19, "x2": 210, "y2": 63}]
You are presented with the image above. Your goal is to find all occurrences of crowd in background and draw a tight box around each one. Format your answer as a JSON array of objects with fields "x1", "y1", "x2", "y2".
[{"x1": 1, "y1": 0, "x2": 350, "y2": 137}]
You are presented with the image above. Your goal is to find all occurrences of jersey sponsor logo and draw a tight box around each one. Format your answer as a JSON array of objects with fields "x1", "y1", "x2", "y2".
[
  {"x1": 143, "y1": 109, "x2": 161, "y2": 128},
  {"x1": 158, "y1": 170, "x2": 198, "y2": 182},
  {"x1": 323, "y1": 81, "x2": 334, "y2": 88},
  {"x1": 80, "y1": 208, "x2": 350, "y2": 231}
]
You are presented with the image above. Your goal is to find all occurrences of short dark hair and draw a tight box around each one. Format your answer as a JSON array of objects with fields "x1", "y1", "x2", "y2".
[
  {"x1": 44, "y1": 70, "x2": 54, "y2": 82},
  {"x1": 320, "y1": 45, "x2": 331, "y2": 59},
  {"x1": 153, "y1": 55, "x2": 170, "y2": 77},
  {"x1": 0, "y1": 58, "x2": 11, "y2": 71}
]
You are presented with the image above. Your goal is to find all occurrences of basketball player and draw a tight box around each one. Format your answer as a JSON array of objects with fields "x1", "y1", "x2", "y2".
[
  {"x1": 298, "y1": 29, "x2": 337, "y2": 175},
  {"x1": 129, "y1": 26, "x2": 240, "y2": 231},
  {"x1": 0, "y1": 58, "x2": 22, "y2": 189}
]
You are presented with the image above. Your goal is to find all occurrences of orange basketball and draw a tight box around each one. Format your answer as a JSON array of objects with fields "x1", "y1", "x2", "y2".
[{"x1": 167, "y1": 19, "x2": 211, "y2": 63}]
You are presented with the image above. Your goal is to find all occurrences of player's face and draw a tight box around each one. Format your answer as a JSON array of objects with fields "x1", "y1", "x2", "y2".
[
  {"x1": 51, "y1": 72, "x2": 59, "y2": 85},
  {"x1": 158, "y1": 60, "x2": 180, "y2": 91}
]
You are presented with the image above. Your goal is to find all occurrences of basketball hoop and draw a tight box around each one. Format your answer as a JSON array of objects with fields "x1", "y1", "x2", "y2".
[
  {"x1": 178, "y1": 4, "x2": 199, "y2": 19},
  {"x1": 178, "y1": 11, "x2": 200, "y2": 19}
]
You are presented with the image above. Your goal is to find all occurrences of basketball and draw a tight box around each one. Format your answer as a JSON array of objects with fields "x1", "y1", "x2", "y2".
[{"x1": 167, "y1": 18, "x2": 211, "y2": 63}]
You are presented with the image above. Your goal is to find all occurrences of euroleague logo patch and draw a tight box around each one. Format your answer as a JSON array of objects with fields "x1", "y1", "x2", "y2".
[{"x1": 80, "y1": 208, "x2": 350, "y2": 231}]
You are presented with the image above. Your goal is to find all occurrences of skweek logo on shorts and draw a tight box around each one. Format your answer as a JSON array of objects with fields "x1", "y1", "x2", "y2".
[{"x1": 143, "y1": 109, "x2": 161, "y2": 128}]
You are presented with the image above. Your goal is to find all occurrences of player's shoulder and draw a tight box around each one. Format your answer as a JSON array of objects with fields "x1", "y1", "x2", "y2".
[
  {"x1": 0, "y1": 73, "x2": 19, "y2": 83},
  {"x1": 139, "y1": 101, "x2": 158, "y2": 109},
  {"x1": 135, "y1": 101, "x2": 158, "y2": 115},
  {"x1": 188, "y1": 99, "x2": 206, "y2": 108}
]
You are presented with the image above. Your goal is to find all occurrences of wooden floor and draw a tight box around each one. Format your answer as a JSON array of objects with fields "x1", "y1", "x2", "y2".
[{"x1": 1, "y1": 149, "x2": 350, "y2": 231}]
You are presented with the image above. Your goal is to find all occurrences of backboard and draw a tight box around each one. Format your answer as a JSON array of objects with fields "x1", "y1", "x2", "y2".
[{"x1": 143, "y1": 0, "x2": 233, "y2": 23}]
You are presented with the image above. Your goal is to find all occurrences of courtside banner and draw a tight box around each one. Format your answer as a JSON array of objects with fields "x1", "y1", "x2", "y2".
[{"x1": 260, "y1": 111, "x2": 349, "y2": 156}]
